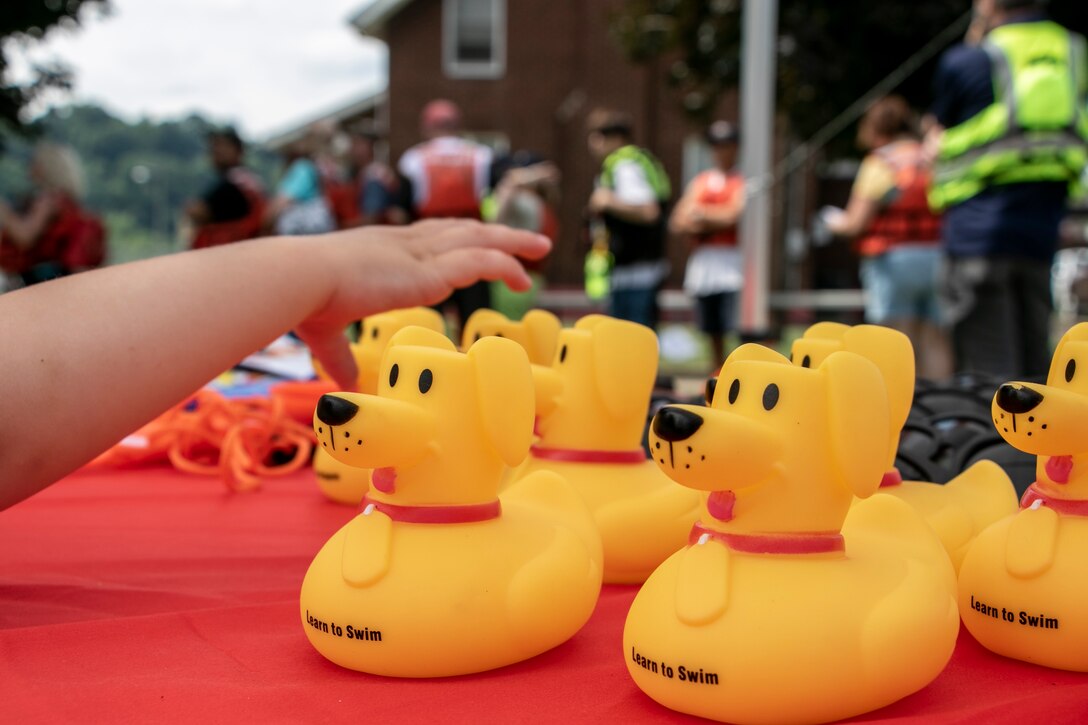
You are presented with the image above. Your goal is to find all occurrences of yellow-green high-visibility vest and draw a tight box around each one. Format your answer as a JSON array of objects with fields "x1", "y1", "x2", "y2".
[{"x1": 930, "y1": 21, "x2": 1088, "y2": 211}]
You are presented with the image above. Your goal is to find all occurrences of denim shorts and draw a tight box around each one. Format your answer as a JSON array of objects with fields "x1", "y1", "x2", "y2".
[
  {"x1": 859, "y1": 245, "x2": 942, "y2": 324},
  {"x1": 694, "y1": 291, "x2": 739, "y2": 335}
]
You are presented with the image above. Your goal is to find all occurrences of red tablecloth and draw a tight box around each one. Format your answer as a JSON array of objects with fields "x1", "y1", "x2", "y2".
[{"x1": 1, "y1": 467, "x2": 1086, "y2": 723}]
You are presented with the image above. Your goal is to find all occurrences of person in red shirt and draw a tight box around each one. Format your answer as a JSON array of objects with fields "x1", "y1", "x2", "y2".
[{"x1": 670, "y1": 121, "x2": 745, "y2": 369}]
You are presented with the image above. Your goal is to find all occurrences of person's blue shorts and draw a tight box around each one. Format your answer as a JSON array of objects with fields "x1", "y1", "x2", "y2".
[
  {"x1": 859, "y1": 245, "x2": 942, "y2": 324},
  {"x1": 609, "y1": 286, "x2": 660, "y2": 329}
]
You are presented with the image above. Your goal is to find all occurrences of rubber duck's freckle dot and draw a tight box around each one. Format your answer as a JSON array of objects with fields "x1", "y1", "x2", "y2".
[
  {"x1": 318, "y1": 427, "x2": 323, "y2": 433},
  {"x1": 1029, "y1": 416, "x2": 1035, "y2": 422},
  {"x1": 687, "y1": 446, "x2": 693, "y2": 453},
  {"x1": 1000, "y1": 413, "x2": 1005, "y2": 418},
  {"x1": 659, "y1": 459, "x2": 665, "y2": 464},
  {"x1": 1043, "y1": 424, "x2": 1048, "y2": 429},
  {"x1": 322, "y1": 442, "x2": 327, "y2": 447},
  {"x1": 685, "y1": 464, "x2": 690, "y2": 469},
  {"x1": 1028, "y1": 432, "x2": 1033, "y2": 437},
  {"x1": 1004, "y1": 428, "x2": 1009, "y2": 433},
  {"x1": 655, "y1": 442, "x2": 661, "y2": 449},
  {"x1": 357, "y1": 440, "x2": 362, "y2": 445},
  {"x1": 701, "y1": 455, "x2": 706, "y2": 461},
  {"x1": 344, "y1": 432, "x2": 350, "y2": 438}
]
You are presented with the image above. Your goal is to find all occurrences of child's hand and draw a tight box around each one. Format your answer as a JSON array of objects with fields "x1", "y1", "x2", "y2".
[{"x1": 297, "y1": 219, "x2": 551, "y2": 389}]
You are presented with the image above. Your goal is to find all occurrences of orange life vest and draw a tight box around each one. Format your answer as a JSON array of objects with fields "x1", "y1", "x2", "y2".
[
  {"x1": 689, "y1": 169, "x2": 744, "y2": 246},
  {"x1": 857, "y1": 141, "x2": 942, "y2": 257},
  {"x1": 417, "y1": 146, "x2": 482, "y2": 219}
]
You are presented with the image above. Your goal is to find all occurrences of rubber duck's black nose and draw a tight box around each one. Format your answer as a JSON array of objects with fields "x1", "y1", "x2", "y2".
[
  {"x1": 995, "y1": 384, "x2": 1044, "y2": 415},
  {"x1": 653, "y1": 406, "x2": 704, "y2": 442},
  {"x1": 316, "y1": 395, "x2": 359, "y2": 426}
]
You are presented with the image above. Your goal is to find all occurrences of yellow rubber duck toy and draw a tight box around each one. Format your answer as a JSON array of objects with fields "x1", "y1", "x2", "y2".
[
  {"x1": 792, "y1": 322, "x2": 1017, "y2": 571},
  {"x1": 460, "y1": 308, "x2": 561, "y2": 365},
  {"x1": 958, "y1": 322, "x2": 1088, "y2": 672},
  {"x1": 624, "y1": 344, "x2": 958, "y2": 724},
  {"x1": 509, "y1": 314, "x2": 702, "y2": 584},
  {"x1": 312, "y1": 307, "x2": 446, "y2": 505},
  {"x1": 300, "y1": 327, "x2": 602, "y2": 677}
]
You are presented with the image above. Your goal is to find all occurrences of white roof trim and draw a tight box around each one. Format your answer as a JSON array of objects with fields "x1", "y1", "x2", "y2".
[
  {"x1": 348, "y1": 0, "x2": 416, "y2": 36},
  {"x1": 262, "y1": 89, "x2": 389, "y2": 149}
]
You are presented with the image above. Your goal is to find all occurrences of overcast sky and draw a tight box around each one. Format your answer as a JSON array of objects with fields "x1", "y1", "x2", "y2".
[{"x1": 14, "y1": 0, "x2": 387, "y2": 140}]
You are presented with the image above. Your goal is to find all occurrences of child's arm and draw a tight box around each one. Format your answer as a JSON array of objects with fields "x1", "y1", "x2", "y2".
[{"x1": 0, "y1": 219, "x2": 549, "y2": 509}]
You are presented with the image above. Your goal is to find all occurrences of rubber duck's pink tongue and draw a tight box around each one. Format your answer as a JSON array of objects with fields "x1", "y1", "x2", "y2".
[
  {"x1": 707, "y1": 490, "x2": 736, "y2": 522},
  {"x1": 372, "y1": 467, "x2": 397, "y2": 494},
  {"x1": 1046, "y1": 456, "x2": 1073, "y2": 484}
]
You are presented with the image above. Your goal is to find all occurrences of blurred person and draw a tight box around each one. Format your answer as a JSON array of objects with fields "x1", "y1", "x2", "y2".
[
  {"x1": 483, "y1": 150, "x2": 560, "y2": 318},
  {"x1": 670, "y1": 121, "x2": 745, "y2": 369},
  {"x1": 345, "y1": 125, "x2": 409, "y2": 227},
  {"x1": 264, "y1": 127, "x2": 337, "y2": 236},
  {"x1": 585, "y1": 108, "x2": 671, "y2": 330},
  {"x1": 823, "y1": 98, "x2": 953, "y2": 381},
  {"x1": 927, "y1": 0, "x2": 1088, "y2": 378},
  {"x1": 185, "y1": 127, "x2": 266, "y2": 249},
  {"x1": 398, "y1": 99, "x2": 494, "y2": 329},
  {"x1": 0, "y1": 142, "x2": 105, "y2": 291}
]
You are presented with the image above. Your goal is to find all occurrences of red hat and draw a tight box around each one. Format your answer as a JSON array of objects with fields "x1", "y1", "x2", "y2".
[{"x1": 421, "y1": 100, "x2": 462, "y2": 133}]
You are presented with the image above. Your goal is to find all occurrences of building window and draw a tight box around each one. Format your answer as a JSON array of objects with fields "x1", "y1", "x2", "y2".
[{"x1": 443, "y1": 0, "x2": 506, "y2": 79}]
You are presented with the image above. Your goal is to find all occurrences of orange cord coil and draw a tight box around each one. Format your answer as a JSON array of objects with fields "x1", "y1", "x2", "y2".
[{"x1": 90, "y1": 389, "x2": 316, "y2": 492}]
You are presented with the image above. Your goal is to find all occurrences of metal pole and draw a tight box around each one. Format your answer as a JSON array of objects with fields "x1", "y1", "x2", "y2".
[{"x1": 738, "y1": 0, "x2": 778, "y2": 336}]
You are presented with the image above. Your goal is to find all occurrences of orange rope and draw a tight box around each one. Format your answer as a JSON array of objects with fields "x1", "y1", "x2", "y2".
[{"x1": 89, "y1": 389, "x2": 316, "y2": 492}]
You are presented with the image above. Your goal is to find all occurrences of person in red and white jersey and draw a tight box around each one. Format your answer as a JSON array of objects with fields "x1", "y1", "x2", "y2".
[{"x1": 398, "y1": 100, "x2": 494, "y2": 330}]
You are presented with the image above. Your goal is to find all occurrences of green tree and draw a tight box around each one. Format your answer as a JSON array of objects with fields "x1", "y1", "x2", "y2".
[
  {"x1": 0, "y1": 0, "x2": 108, "y2": 142},
  {"x1": 611, "y1": 0, "x2": 1088, "y2": 143}
]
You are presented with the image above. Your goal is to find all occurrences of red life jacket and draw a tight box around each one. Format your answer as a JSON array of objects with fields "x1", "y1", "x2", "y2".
[
  {"x1": 193, "y1": 168, "x2": 267, "y2": 249},
  {"x1": 323, "y1": 177, "x2": 363, "y2": 229},
  {"x1": 857, "y1": 141, "x2": 942, "y2": 257},
  {"x1": 689, "y1": 169, "x2": 744, "y2": 246},
  {"x1": 0, "y1": 194, "x2": 100, "y2": 274},
  {"x1": 417, "y1": 146, "x2": 482, "y2": 219}
]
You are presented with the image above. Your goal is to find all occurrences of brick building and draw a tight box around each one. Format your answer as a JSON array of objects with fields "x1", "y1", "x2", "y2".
[{"x1": 350, "y1": 0, "x2": 737, "y2": 285}]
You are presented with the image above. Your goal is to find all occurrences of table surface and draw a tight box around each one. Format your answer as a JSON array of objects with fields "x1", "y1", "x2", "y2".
[{"x1": 2, "y1": 467, "x2": 1087, "y2": 724}]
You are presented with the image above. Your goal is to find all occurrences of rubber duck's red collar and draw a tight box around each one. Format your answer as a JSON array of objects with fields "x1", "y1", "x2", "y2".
[
  {"x1": 689, "y1": 521, "x2": 845, "y2": 555},
  {"x1": 880, "y1": 469, "x2": 902, "y2": 488},
  {"x1": 1020, "y1": 484, "x2": 1088, "y2": 517},
  {"x1": 530, "y1": 445, "x2": 647, "y2": 464},
  {"x1": 360, "y1": 495, "x2": 501, "y2": 524}
]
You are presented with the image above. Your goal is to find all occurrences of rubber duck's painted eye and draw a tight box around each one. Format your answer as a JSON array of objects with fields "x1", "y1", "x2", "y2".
[
  {"x1": 419, "y1": 369, "x2": 434, "y2": 394},
  {"x1": 728, "y1": 378, "x2": 740, "y2": 405},
  {"x1": 801, "y1": 355, "x2": 811, "y2": 368},
  {"x1": 763, "y1": 383, "x2": 780, "y2": 411},
  {"x1": 1067, "y1": 359, "x2": 1076, "y2": 383},
  {"x1": 705, "y1": 377, "x2": 717, "y2": 405},
  {"x1": 371, "y1": 327, "x2": 379, "y2": 339},
  {"x1": 389, "y1": 363, "x2": 399, "y2": 387},
  {"x1": 559, "y1": 344, "x2": 568, "y2": 363}
]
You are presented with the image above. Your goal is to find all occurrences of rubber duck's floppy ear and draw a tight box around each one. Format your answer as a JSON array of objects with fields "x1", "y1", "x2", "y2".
[
  {"x1": 790, "y1": 321, "x2": 848, "y2": 367},
  {"x1": 842, "y1": 325, "x2": 915, "y2": 434},
  {"x1": 821, "y1": 350, "x2": 889, "y2": 499},
  {"x1": 589, "y1": 318, "x2": 659, "y2": 421},
  {"x1": 521, "y1": 309, "x2": 561, "y2": 364},
  {"x1": 726, "y1": 343, "x2": 791, "y2": 366},
  {"x1": 469, "y1": 336, "x2": 535, "y2": 467},
  {"x1": 461, "y1": 308, "x2": 506, "y2": 349}
]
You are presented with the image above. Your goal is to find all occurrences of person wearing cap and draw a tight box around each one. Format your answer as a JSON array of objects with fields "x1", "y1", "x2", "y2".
[
  {"x1": 926, "y1": 0, "x2": 1088, "y2": 378},
  {"x1": 824, "y1": 97, "x2": 952, "y2": 381},
  {"x1": 185, "y1": 128, "x2": 266, "y2": 249},
  {"x1": 398, "y1": 99, "x2": 495, "y2": 328},
  {"x1": 586, "y1": 108, "x2": 672, "y2": 330},
  {"x1": 669, "y1": 120, "x2": 745, "y2": 368}
]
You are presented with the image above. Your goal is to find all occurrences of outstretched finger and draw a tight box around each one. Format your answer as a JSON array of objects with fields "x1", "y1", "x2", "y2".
[
  {"x1": 433, "y1": 247, "x2": 535, "y2": 293},
  {"x1": 411, "y1": 221, "x2": 551, "y2": 260},
  {"x1": 297, "y1": 324, "x2": 359, "y2": 391}
]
